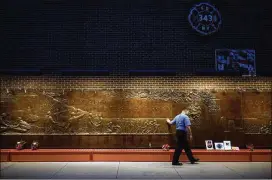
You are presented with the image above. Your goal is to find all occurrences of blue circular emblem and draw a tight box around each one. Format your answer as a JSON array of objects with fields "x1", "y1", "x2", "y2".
[{"x1": 188, "y1": 3, "x2": 222, "y2": 35}]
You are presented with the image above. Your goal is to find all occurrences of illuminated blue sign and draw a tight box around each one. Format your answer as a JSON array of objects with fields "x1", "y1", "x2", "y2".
[{"x1": 188, "y1": 3, "x2": 222, "y2": 35}]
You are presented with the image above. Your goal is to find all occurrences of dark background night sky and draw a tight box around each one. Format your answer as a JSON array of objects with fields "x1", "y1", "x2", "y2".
[{"x1": 2, "y1": 0, "x2": 272, "y2": 75}]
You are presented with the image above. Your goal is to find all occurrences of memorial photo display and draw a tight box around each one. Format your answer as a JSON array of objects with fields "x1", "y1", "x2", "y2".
[
  {"x1": 215, "y1": 49, "x2": 256, "y2": 76},
  {"x1": 223, "y1": 141, "x2": 232, "y2": 150},
  {"x1": 205, "y1": 140, "x2": 214, "y2": 150},
  {"x1": 214, "y1": 142, "x2": 224, "y2": 150}
]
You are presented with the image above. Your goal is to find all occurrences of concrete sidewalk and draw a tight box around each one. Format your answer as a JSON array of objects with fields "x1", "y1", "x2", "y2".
[{"x1": 0, "y1": 162, "x2": 271, "y2": 179}]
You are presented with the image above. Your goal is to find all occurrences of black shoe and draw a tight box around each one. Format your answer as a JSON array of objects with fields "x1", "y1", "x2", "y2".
[
  {"x1": 191, "y1": 158, "x2": 200, "y2": 164},
  {"x1": 172, "y1": 162, "x2": 183, "y2": 166}
]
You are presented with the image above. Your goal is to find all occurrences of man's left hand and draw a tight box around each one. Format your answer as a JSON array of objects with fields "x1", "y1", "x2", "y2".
[{"x1": 166, "y1": 118, "x2": 171, "y2": 124}]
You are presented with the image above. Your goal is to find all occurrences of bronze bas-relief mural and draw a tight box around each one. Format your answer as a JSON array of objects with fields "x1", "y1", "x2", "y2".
[
  {"x1": 0, "y1": 89, "x2": 271, "y2": 148},
  {"x1": 0, "y1": 89, "x2": 220, "y2": 134}
]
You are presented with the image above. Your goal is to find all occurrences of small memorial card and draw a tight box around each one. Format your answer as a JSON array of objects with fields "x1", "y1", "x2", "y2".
[
  {"x1": 232, "y1": 146, "x2": 240, "y2": 151},
  {"x1": 214, "y1": 142, "x2": 224, "y2": 150},
  {"x1": 205, "y1": 140, "x2": 214, "y2": 150},
  {"x1": 224, "y1": 141, "x2": 232, "y2": 150}
]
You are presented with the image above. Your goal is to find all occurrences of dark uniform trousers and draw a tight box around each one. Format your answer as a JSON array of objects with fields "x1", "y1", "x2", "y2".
[{"x1": 172, "y1": 130, "x2": 195, "y2": 164}]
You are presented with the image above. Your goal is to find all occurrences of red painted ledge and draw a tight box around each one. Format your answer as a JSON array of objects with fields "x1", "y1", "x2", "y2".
[
  {"x1": 0, "y1": 149, "x2": 10, "y2": 162},
  {"x1": 0, "y1": 149, "x2": 271, "y2": 162}
]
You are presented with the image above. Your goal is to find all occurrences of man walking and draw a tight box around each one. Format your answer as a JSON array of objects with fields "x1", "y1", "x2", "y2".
[{"x1": 166, "y1": 109, "x2": 199, "y2": 165}]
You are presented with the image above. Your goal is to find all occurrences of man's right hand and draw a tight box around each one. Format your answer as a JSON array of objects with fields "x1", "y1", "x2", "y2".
[{"x1": 189, "y1": 135, "x2": 193, "y2": 142}]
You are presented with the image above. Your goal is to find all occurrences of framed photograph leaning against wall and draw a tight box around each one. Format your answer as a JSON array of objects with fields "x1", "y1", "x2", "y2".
[{"x1": 205, "y1": 140, "x2": 214, "y2": 150}]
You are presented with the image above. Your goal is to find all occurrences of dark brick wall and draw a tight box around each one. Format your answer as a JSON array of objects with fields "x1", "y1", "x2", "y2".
[
  {"x1": 2, "y1": 0, "x2": 272, "y2": 74},
  {"x1": 1, "y1": 76, "x2": 271, "y2": 91}
]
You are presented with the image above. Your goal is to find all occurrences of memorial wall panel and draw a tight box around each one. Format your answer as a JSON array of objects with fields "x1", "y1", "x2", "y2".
[{"x1": 0, "y1": 89, "x2": 271, "y2": 148}]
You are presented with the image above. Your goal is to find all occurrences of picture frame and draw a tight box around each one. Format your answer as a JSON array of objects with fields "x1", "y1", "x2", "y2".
[
  {"x1": 232, "y1": 146, "x2": 240, "y2": 151},
  {"x1": 205, "y1": 140, "x2": 214, "y2": 150},
  {"x1": 223, "y1": 141, "x2": 232, "y2": 150},
  {"x1": 214, "y1": 142, "x2": 224, "y2": 150},
  {"x1": 215, "y1": 49, "x2": 256, "y2": 76}
]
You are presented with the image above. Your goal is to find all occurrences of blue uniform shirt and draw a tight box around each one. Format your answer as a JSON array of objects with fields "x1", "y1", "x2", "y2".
[{"x1": 170, "y1": 113, "x2": 191, "y2": 131}]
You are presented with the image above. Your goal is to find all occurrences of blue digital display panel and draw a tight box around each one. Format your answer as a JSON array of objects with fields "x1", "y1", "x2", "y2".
[
  {"x1": 188, "y1": 3, "x2": 222, "y2": 35},
  {"x1": 215, "y1": 49, "x2": 256, "y2": 76}
]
